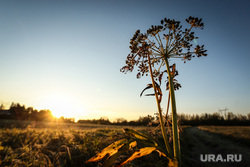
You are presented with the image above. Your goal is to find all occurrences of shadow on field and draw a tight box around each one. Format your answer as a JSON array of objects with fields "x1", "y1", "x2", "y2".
[
  {"x1": 197, "y1": 126, "x2": 250, "y2": 148},
  {"x1": 180, "y1": 127, "x2": 250, "y2": 167}
]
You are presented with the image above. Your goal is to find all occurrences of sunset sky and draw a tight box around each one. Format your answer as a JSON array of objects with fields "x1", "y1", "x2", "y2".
[{"x1": 0, "y1": 0, "x2": 250, "y2": 121}]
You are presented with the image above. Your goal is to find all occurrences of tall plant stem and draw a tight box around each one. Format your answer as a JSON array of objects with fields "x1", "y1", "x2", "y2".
[
  {"x1": 165, "y1": 91, "x2": 170, "y2": 118},
  {"x1": 147, "y1": 54, "x2": 173, "y2": 158},
  {"x1": 164, "y1": 57, "x2": 181, "y2": 166}
]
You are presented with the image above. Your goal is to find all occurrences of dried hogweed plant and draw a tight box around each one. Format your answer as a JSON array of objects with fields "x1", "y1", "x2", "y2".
[{"x1": 86, "y1": 16, "x2": 207, "y2": 167}]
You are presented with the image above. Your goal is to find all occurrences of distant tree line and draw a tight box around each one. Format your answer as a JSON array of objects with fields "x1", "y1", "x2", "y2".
[
  {"x1": 1, "y1": 102, "x2": 249, "y2": 126},
  {"x1": 77, "y1": 115, "x2": 154, "y2": 126},
  {"x1": 0, "y1": 102, "x2": 75, "y2": 123},
  {"x1": 177, "y1": 112, "x2": 250, "y2": 126},
  {"x1": 78, "y1": 112, "x2": 250, "y2": 126},
  {"x1": 0, "y1": 102, "x2": 55, "y2": 121}
]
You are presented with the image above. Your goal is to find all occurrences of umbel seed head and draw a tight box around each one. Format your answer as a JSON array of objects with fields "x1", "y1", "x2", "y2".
[{"x1": 121, "y1": 16, "x2": 207, "y2": 78}]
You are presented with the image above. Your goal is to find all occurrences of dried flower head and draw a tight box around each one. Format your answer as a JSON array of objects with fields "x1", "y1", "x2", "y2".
[{"x1": 121, "y1": 16, "x2": 207, "y2": 89}]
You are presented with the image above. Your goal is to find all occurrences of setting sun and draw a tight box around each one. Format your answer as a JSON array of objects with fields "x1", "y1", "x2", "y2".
[{"x1": 37, "y1": 93, "x2": 85, "y2": 119}]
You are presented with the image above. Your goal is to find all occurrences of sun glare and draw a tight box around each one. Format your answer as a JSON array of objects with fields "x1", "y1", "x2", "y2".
[{"x1": 38, "y1": 93, "x2": 85, "y2": 119}]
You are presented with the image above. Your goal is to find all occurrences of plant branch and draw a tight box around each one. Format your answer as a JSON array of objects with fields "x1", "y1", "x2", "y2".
[
  {"x1": 154, "y1": 34, "x2": 162, "y2": 49},
  {"x1": 147, "y1": 53, "x2": 173, "y2": 158},
  {"x1": 157, "y1": 61, "x2": 165, "y2": 73},
  {"x1": 165, "y1": 91, "x2": 170, "y2": 120},
  {"x1": 167, "y1": 26, "x2": 193, "y2": 55},
  {"x1": 164, "y1": 57, "x2": 181, "y2": 166},
  {"x1": 145, "y1": 36, "x2": 161, "y2": 51},
  {"x1": 165, "y1": 29, "x2": 171, "y2": 53},
  {"x1": 157, "y1": 32, "x2": 164, "y2": 50}
]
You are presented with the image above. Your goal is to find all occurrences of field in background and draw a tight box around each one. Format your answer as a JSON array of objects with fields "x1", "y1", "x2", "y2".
[
  {"x1": 0, "y1": 119, "x2": 150, "y2": 131},
  {"x1": 198, "y1": 126, "x2": 250, "y2": 140},
  {"x1": 180, "y1": 126, "x2": 250, "y2": 167},
  {"x1": 197, "y1": 126, "x2": 250, "y2": 147},
  {"x1": 0, "y1": 120, "x2": 250, "y2": 166}
]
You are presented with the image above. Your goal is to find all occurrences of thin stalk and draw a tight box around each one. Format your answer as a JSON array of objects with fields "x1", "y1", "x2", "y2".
[
  {"x1": 167, "y1": 26, "x2": 193, "y2": 55},
  {"x1": 164, "y1": 57, "x2": 181, "y2": 166},
  {"x1": 151, "y1": 46, "x2": 162, "y2": 54},
  {"x1": 147, "y1": 54, "x2": 173, "y2": 158},
  {"x1": 154, "y1": 34, "x2": 162, "y2": 49},
  {"x1": 157, "y1": 61, "x2": 164, "y2": 73},
  {"x1": 165, "y1": 91, "x2": 170, "y2": 120},
  {"x1": 157, "y1": 32, "x2": 164, "y2": 49},
  {"x1": 145, "y1": 36, "x2": 161, "y2": 51},
  {"x1": 165, "y1": 29, "x2": 171, "y2": 53}
]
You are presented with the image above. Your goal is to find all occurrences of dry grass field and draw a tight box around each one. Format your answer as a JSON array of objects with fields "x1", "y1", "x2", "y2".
[
  {"x1": 0, "y1": 121, "x2": 250, "y2": 167},
  {"x1": 0, "y1": 121, "x2": 161, "y2": 167},
  {"x1": 0, "y1": 128, "x2": 120, "y2": 166}
]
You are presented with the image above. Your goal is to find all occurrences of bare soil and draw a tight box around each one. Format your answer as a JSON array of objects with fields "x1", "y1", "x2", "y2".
[{"x1": 181, "y1": 127, "x2": 250, "y2": 167}]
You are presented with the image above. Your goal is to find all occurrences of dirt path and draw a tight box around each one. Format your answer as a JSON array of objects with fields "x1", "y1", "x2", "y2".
[{"x1": 181, "y1": 127, "x2": 250, "y2": 167}]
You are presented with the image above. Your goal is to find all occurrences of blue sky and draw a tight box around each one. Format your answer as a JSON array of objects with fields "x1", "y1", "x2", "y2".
[{"x1": 0, "y1": 0, "x2": 249, "y2": 121}]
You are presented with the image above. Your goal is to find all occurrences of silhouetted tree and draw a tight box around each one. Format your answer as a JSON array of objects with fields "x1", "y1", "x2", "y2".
[
  {"x1": 0, "y1": 104, "x2": 4, "y2": 110},
  {"x1": 114, "y1": 118, "x2": 128, "y2": 125},
  {"x1": 9, "y1": 103, "x2": 27, "y2": 120},
  {"x1": 138, "y1": 115, "x2": 154, "y2": 126},
  {"x1": 37, "y1": 109, "x2": 53, "y2": 121}
]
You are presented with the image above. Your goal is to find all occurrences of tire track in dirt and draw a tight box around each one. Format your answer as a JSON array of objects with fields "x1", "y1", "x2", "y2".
[{"x1": 181, "y1": 127, "x2": 250, "y2": 167}]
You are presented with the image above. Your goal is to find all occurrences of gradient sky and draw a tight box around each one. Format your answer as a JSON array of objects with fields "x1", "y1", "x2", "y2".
[{"x1": 0, "y1": 0, "x2": 250, "y2": 121}]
